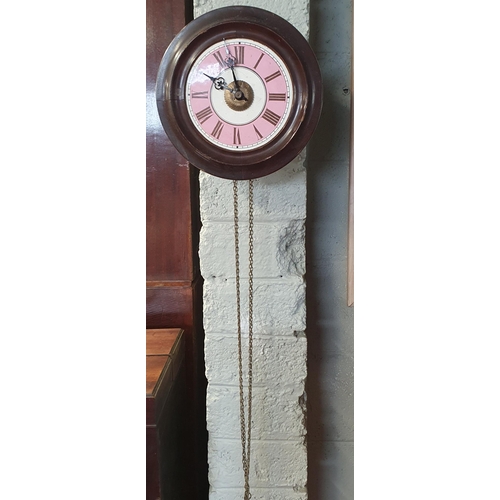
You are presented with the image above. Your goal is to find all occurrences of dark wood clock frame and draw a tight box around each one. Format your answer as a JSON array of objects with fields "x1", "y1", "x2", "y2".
[{"x1": 156, "y1": 6, "x2": 323, "y2": 180}]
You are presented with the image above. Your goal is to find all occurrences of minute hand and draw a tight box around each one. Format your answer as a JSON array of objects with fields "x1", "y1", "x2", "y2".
[{"x1": 228, "y1": 64, "x2": 247, "y2": 101}]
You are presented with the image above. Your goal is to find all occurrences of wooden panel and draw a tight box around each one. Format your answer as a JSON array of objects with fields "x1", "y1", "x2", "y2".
[
  {"x1": 146, "y1": 162, "x2": 194, "y2": 282},
  {"x1": 146, "y1": 286, "x2": 193, "y2": 330},
  {"x1": 146, "y1": 0, "x2": 195, "y2": 282}
]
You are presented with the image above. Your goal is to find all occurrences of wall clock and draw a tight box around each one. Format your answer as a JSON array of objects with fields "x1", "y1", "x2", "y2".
[{"x1": 156, "y1": 6, "x2": 322, "y2": 180}]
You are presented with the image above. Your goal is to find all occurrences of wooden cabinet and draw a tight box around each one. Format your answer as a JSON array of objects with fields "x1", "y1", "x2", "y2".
[{"x1": 146, "y1": 329, "x2": 187, "y2": 500}]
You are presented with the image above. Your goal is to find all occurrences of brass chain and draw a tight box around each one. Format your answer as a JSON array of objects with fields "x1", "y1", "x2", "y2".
[{"x1": 233, "y1": 179, "x2": 254, "y2": 500}]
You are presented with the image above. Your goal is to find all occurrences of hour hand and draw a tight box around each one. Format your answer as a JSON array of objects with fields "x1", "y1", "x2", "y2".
[{"x1": 202, "y1": 72, "x2": 232, "y2": 91}]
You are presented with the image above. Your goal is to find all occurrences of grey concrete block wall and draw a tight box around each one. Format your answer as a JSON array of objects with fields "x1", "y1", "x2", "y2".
[{"x1": 306, "y1": 0, "x2": 354, "y2": 498}]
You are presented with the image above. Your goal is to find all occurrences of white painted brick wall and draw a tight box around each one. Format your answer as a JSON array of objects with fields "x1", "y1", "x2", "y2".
[{"x1": 194, "y1": 0, "x2": 310, "y2": 497}]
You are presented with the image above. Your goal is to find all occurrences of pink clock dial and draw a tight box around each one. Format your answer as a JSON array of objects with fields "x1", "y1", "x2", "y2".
[{"x1": 186, "y1": 38, "x2": 293, "y2": 151}]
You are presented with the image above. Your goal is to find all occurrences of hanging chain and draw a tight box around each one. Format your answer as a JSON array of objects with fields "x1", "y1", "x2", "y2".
[
  {"x1": 233, "y1": 179, "x2": 254, "y2": 500},
  {"x1": 247, "y1": 178, "x2": 254, "y2": 498}
]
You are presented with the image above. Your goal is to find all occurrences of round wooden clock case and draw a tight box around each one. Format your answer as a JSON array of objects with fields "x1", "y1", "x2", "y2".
[{"x1": 156, "y1": 6, "x2": 322, "y2": 180}]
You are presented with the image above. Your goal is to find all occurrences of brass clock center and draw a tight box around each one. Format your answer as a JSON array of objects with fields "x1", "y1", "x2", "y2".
[{"x1": 224, "y1": 81, "x2": 254, "y2": 111}]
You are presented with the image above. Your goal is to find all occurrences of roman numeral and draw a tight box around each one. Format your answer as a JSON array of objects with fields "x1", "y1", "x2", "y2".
[
  {"x1": 253, "y1": 53, "x2": 264, "y2": 70},
  {"x1": 234, "y1": 45, "x2": 245, "y2": 65},
  {"x1": 211, "y1": 120, "x2": 224, "y2": 139},
  {"x1": 191, "y1": 91, "x2": 208, "y2": 99},
  {"x1": 196, "y1": 106, "x2": 213, "y2": 124},
  {"x1": 262, "y1": 108, "x2": 281, "y2": 126},
  {"x1": 213, "y1": 51, "x2": 225, "y2": 68},
  {"x1": 268, "y1": 93, "x2": 286, "y2": 101},
  {"x1": 253, "y1": 125, "x2": 263, "y2": 140},
  {"x1": 233, "y1": 127, "x2": 241, "y2": 145},
  {"x1": 265, "y1": 71, "x2": 281, "y2": 83}
]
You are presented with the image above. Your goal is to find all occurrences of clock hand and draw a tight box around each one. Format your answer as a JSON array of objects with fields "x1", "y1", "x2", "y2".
[
  {"x1": 202, "y1": 72, "x2": 234, "y2": 92},
  {"x1": 230, "y1": 74, "x2": 247, "y2": 101},
  {"x1": 222, "y1": 39, "x2": 247, "y2": 101},
  {"x1": 223, "y1": 38, "x2": 236, "y2": 67},
  {"x1": 228, "y1": 65, "x2": 238, "y2": 86}
]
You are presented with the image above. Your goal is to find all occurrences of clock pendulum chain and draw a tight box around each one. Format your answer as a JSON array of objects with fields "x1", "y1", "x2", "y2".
[{"x1": 233, "y1": 178, "x2": 254, "y2": 500}]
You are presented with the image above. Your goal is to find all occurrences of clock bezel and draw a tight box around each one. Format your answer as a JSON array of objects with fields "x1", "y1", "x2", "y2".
[{"x1": 156, "y1": 6, "x2": 322, "y2": 180}]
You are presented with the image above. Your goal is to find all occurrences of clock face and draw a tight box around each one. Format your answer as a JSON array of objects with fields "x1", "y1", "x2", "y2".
[
  {"x1": 186, "y1": 39, "x2": 293, "y2": 151},
  {"x1": 156, "y1": 6, "x2": 322, "y2": 179}
]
